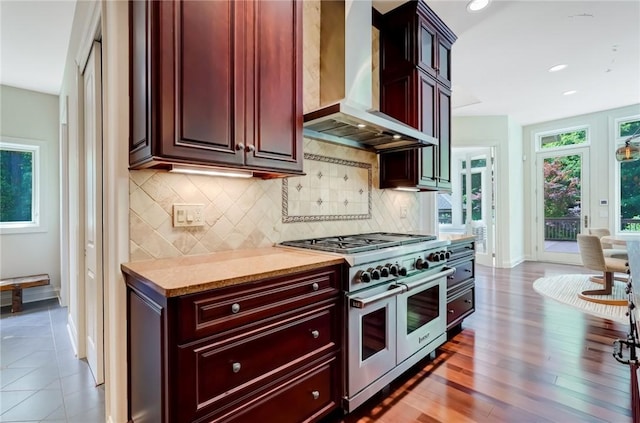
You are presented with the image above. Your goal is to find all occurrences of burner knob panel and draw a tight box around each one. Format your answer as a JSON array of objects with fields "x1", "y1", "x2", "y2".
[
  {"x1": 358, "y1": 270, "x2": 371, "y2": 283},
  {"x1": 415, "y1": 258, "x2": 429, "y2": 270},
  {"x1": 368, "y1": 268, "x2": 381, "y2": 280},
  {"x1": 377, "y1": 265, "x2": 389, "y2": 277},
  {"x1": 388, "y1": 263, "x2": 399, "y2": 276}
]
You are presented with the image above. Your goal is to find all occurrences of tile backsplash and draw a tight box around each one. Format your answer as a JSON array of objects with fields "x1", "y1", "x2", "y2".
[{"x1": 129, "y1": 140, "x2": 420, "y2": 261}]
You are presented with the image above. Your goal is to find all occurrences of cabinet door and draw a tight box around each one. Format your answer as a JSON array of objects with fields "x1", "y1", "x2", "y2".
[
  {"x1": 437, "y1": 84, "x2": 452, "y2": 190},
  {"x1": 436, "y1": 38, "x2": 452, "y2": 87},
  {"x1": 164, "y1": 0, "x2": 244, "y2": 165},
  {"x1": 381, "y1": 72, "x2": 417, "y2": 129},
  {"x1": 417, "y1": 18, "x2": 437, "y2": 79},
  {"x1": 417, "y1": 71, "x2": 438, "y2": 189},
  {"x1": 129, "y1": 0, "x2": 153, "y2": 166},
  {"x1": 244, "y1": 0, "x2": 303, "y2": 173}
]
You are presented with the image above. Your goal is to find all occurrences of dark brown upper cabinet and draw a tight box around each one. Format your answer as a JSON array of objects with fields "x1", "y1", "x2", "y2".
[
  {"x1": 129, "y1": 0, "x2": 304, "y2": 178},
  {"x1": 378, "y1": 0, "x2": 456, "y2": 191}
]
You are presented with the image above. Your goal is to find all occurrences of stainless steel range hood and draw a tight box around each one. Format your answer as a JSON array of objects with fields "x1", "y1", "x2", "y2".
[{"x1": 303, "y1": 0, "x2": 437, "y2": 153}]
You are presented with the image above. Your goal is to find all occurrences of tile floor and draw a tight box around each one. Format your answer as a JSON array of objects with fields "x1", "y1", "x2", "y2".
[{"x1": 0, "y1": 299, "x2": 105, "y2": 422}]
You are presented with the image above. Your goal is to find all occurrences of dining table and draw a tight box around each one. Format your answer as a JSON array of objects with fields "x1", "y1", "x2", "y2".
[{"x1": 601, "y1": 233, "x2": 640, "y2": 246}]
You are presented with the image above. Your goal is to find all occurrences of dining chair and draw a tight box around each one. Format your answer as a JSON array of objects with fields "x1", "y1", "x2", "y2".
[
  {"x1": 576, "y1": 234, "x2": 628, "y2": 306},
  {"x1": 588, "y1": 227, "x2": 628, "y2": 259}
]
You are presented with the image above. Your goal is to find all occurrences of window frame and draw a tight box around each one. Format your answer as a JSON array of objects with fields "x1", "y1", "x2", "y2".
[
  {"x1": 613, "y1": 115, "x2": 640, "y2": 234},
  {"x1": 0, "y1": 137, "x2": 46, "y2": 234},
  {"x1": 535, "y1": 125, "x2": 591, "y2": 153}
]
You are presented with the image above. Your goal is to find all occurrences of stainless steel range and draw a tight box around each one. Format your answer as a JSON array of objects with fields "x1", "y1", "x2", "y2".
[{"x1": 280, "y1": 232, "x2": 454, "y2": 412}]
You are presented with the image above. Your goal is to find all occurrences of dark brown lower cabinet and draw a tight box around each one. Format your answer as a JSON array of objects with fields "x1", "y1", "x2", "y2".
[
  {"x1": 445, "y1": 238, "x2": 476, "y2": 331},
  {"x1": 125, "y1": 265, "x2": 342, "y2": 423}
]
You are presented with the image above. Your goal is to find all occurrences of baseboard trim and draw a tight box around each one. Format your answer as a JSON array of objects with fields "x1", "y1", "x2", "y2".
[{"x1": 67, "y1": 315, "x2": 79, "y2": 357}]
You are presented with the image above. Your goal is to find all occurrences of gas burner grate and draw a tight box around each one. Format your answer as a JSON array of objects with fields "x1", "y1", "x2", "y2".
[{"x1": 280, "y1": 232, "x2": 438, "y2": 254}]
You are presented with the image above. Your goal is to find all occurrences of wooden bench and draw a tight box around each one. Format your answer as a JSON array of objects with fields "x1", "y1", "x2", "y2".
[{"x1": 0, "y1": 274, "x2": 50, "y2": 313}]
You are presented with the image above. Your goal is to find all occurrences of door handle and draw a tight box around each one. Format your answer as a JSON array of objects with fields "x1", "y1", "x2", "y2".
[{"x1": 584, "y1": 215, "x2": 588, "y2": 228}]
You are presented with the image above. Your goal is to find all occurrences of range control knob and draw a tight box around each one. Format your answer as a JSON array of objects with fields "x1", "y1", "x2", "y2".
[
  {"x1": 388, "y1": 263, "x2": 399, "y2": 276},
  {"x1": 368, "y1": 268, "x2": 381, "y2": 280},
  {"x1": 358, "y1": 270, "x2": 371, "y2": 283},
  {"x1": 377, "y1": 265, "x2": 390, "y2": 277},
  {"x1": 439, "y1": 252, "x2": 446, "y2": 261},
  {"x1": 415, "y1": 258, "x2": 429, "y2": 270},
  {"x1": 445, "y1": 251, "x2": 451, "y2": 260},
  {"x1": 398, "y1": 266, "x2": 408, "y2": 277},
  {"x1": 429, "y1": 253, "x2": 440, "y2": 262}
]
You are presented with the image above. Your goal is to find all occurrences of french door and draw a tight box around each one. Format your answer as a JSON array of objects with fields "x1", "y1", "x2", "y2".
[
  {"x1": 535, "y1": 147, "x2": 590, "y2": 264},
  {"x1": 440, "y1": 147, "x2": 495, "y2": 267}
]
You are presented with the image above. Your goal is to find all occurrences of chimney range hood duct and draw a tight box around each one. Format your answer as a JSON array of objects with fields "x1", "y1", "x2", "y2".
[{"x1": 303, "y1": 0, "x2": 437, "y2": 153}]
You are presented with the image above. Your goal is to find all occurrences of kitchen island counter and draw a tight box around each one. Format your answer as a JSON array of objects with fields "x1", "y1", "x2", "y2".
[{"x1": 121, "y1": 247, "x2": 344, "y2": 297}]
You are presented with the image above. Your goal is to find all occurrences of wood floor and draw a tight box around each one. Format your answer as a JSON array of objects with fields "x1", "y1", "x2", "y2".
[{"x1": 329, "y1": 261, "x2": 634, "y2": 423}]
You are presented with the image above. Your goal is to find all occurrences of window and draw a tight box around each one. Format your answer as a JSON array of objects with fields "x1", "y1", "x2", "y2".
[
  {"x1": 0, "y1": 141, "x2": 40, "y2": 229},
  {"x1": 538, "y1": 127, "x2": 588, "y2": 150},
  {"x1": 616, "y1": 116, "x2": 640, "y2": 233}
]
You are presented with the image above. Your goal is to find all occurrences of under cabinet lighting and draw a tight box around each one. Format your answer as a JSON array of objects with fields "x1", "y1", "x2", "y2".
[
  {"x1": 169, "y1": 165, "x2": 253, "y2": 178},
  {"x1": 392, "y1": 134, "x2": 402, "y2": 140},
  {"x1": 467, "y1": 0, "x2": 490, "y2": 12},
  {"x1": 393, "y1": 187, "x2": 420, "y2": 192},
  {"x1": 548, "y1": 64, "x2": 568, "y2": 72},
  {"x1": 357, "y1": 123, "x2": 366, "y2": 128}
]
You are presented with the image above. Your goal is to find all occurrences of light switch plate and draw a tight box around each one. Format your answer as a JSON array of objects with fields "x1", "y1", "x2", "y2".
[{"x1": 172, "y1": 203, "x2": 205, "y2": 227}]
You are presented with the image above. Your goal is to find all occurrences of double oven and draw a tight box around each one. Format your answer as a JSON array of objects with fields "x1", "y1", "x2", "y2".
[{"x1": 280, "y1": 232, "x2": 453, "y2": 411}]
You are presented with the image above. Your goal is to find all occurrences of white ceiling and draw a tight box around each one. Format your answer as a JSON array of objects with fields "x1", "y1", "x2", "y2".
[
  {"x1": 0, "y1": 0, "x2": 76, "y2": 95},
  {"x1": 1, "y1": 0, "x2": 638, "y2": 126}
]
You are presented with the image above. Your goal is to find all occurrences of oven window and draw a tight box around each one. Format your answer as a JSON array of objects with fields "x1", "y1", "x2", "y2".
[
  {"x1": 362, "y1": 308, "x2": 387, "y2": 360},
  {"x1": 406, "y1": 285, "x2": 439, "y2": 334}
]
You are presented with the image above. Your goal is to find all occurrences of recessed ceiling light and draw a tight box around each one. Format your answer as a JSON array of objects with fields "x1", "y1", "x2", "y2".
[
  {"x1": 563, "y1": 90, "x2": 577, "y2": 96},
  {"x1": 467, "y1": 0, "x2": 490, "y2": 12},
  {"x1": 392, "y1": 134, "x2": 402, "y2": 140},
  {"x1": 549, "y1": 64, "x2": 567, "y2": 72},
  {"x1": 357, "y1": 123, "x2": 366, "y2": 128}
]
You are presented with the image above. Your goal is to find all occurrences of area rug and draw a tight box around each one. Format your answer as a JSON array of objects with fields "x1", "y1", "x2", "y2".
[{"x1": 532, "y1": 274, "x2": 627, "y2": 323}]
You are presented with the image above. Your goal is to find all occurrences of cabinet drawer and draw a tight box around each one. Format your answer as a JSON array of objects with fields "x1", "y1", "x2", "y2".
[
  {"x1": 217, "y1": 357, "x2": 339, "y2": 423},
  {"x1": 447, "y1": 259, "x2": 474, "y2": 289},
  {"x1": 178, "y1": 266, "x2": 340, "y2": 342},
  {"x1": 447, "y1": 288, "x2": 474, "y2": 328},
  {"x1": 177, "y1": 304, "x2": 338, "y2": 420},
  {"x1": 448, "y1": 241, "x2": 474, "y2": 261}
]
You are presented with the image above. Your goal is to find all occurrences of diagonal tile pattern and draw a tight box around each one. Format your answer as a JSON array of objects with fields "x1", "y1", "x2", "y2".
[
  {"x1": 129, "y1": 139, "x2": 422, "y2": 260},
  {"x1": 0, "y1": 299, "x2": 105, "y2": 422}
]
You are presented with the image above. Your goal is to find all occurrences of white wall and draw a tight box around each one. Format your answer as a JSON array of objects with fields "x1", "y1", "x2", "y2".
[
  {"x1": 452, "y1": 115, "x2": 525, "y2": 268},
  {"x1": 0, "y1": 85, "x2": 60, "y2": 305},
  {"x1": 522, "y1": 104, "x2": 640, "y2": 260}
]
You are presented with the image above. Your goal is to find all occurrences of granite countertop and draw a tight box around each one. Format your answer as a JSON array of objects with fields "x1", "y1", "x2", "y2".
[{"x1": 121, "y1": 247, "x2": 344, "y2": 298}]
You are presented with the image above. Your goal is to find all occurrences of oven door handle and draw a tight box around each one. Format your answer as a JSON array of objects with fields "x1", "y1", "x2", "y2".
[
  {"x1": 401, "y1": 267, "x2": 456, "y2": 291},
  {"x1": 350, "y1": 285, "x2": 406, "y2": 309}
]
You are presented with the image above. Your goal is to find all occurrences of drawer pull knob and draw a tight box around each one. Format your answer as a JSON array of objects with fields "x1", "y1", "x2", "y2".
[
  {"x1": 465, "y1": 269, "x2": 472, "y2": 273},
  {"x1": 312, "y1": 282, "x2": 319, "y2": 291},
  {"x1": 448, "y1": 309, "x2": 454, "y2": 314},
  {"x1": 231, "y1": 303, "x2": 240, "y2": 314},
  {"x1": 311, "y1": 390, "x2": 320, "y2": 400},
  {"x1": 235, "y1": 143, "x2": 245, "y2": 151},
  {"x1": 311, "y1": 330, "x2": 320, "y2": 339},
  {"x1": 464, "y1": 299, "x2": 472, "y2": 304},
  {"x1": 232, "y1": 362, "x2": 241, "y2": 373}
]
